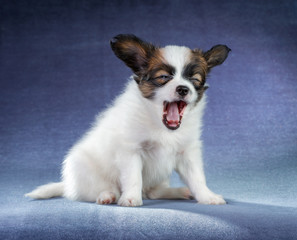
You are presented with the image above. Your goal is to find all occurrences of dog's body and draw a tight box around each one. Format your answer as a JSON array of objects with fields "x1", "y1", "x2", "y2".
[{"x1": 26, "y1": 35, "x2": 230, "y2": 206}]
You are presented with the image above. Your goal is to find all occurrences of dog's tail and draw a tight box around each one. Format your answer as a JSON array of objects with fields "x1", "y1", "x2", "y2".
[{"x1": 25, "y1": 182, "x2": 64, "y2": 199}]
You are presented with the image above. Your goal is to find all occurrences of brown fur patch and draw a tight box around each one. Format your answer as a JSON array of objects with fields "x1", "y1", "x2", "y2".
[
  {"x1": 137, "y1": 48, "x2": 175, "y2": 98},
  {"x1": 138, "y1": 81, "x2": 157, "y2": 98},
  {"x1": 181, "y1": 50, "x2": 209, "y2": 103},
  {"x1": 110, "y1": 34, "x2": 156, "y2": 76},
  {"x1": 190, "y1": 49, "x2": 208, "y2": 81}
]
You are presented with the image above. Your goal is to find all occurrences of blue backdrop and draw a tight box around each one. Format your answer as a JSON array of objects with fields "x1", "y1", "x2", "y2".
[{"x1": 1, "y1": 0, "x2": 297, "y2": 239}]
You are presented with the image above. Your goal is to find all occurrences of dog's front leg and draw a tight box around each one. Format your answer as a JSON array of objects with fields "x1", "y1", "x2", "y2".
[
  {"x1": 177, "y1": 143, "x2": 226, "y2": 205},
  {"x1": 117, "y1": 151, "x2": 143, "y2": 207}
]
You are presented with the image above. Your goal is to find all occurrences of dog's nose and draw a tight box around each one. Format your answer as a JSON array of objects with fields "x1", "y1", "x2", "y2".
[{"x1": 176, "y1": 85, "x2": 189, "y2": 97}]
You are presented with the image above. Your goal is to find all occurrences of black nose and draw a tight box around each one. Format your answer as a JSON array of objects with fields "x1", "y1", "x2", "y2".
[{"x1": 176, "y1": 85, "x2": 189, "y2": 97}]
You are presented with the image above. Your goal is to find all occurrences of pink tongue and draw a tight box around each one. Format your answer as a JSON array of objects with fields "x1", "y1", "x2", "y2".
[{"x1": 167, "y1": 102, "x2": 180, "y2": 123}]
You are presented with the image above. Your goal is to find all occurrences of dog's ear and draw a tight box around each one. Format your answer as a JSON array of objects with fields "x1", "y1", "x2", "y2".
[
  {"x1": 110, "y1": 34, "x2": 156, "y2": 75},
  {"x1": 203, "y1": 45, "x2": 231, "y2": 69}
]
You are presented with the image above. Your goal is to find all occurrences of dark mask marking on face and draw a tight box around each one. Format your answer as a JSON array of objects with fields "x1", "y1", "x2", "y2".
[{"x1": 136, "y1": 54, "x2": 176, "y2": 98}]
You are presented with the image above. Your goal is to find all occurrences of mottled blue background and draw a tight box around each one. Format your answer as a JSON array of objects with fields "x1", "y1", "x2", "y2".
[{"x1": 1, "y1": 0, "x2": 297, "y2": 239}]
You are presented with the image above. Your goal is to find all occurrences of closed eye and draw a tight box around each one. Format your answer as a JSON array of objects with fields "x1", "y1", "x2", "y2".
[
  {"x1": 152, "y1": 75, "x2": 173, "y2": 86},
  {"x1": 189, "y1": 77, "x2": 203, "y2": 88},
  {"x1": 159, "y1": 75, "x2": 173, "y2": 80},
  {"x1": 189, "y1": 77, "x2": 200, "y2": 84}
]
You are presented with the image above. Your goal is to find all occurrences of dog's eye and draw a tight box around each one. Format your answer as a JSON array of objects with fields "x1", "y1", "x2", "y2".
[
  {"x1": 189, "y1": 77, "x2": 199, "y2": 83},
  {"x1": 152, "y1": 75, "x2": 173, "y2": 86},
  {"x1": 159, "y1": 75, "x2": 172, "y2": 80},
  {"x1": 189, "y1": 78, "x2": 202, "y2": 88}
]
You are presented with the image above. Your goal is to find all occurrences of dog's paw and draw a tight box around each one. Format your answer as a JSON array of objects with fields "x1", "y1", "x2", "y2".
[
  {"x1": 180, "y1": 187, "x2": 194, "y2": 200},
  {"x1": 96, "y1": 191, "x2": 117, "y2": 205},
  {"x1": 118, "y1": 196, "x2": 143, "y2": 207},
  {"x1": 197, "y1": 189, "x2": 226, "y2": 205}
]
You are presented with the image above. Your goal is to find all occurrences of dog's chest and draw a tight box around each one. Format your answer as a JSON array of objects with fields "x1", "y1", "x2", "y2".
[{"x1": 140, "y1": 140, "x2": 181, "y2": 187}]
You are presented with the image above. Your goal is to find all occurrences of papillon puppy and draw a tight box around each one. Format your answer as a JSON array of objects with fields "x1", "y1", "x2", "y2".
[{"x1": 26, "y1": 34, "x2": 230, "y2": 206}]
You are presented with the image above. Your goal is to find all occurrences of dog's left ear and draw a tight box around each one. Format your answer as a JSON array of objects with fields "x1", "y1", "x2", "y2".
[
  {"x1": 203, "y1": 45, "x2": 231, "y2": 69},
  {"x1": 110, "y1": 34, "x2": 156, "y2": 75}
]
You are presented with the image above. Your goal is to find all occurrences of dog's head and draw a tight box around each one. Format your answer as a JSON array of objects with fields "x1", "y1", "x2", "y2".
[{"x1": 110, "y1": 34, "x2": 230, "y2": 130}]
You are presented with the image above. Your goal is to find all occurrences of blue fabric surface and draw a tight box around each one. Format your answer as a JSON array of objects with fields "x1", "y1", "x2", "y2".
[{"x1": 1, "y1": 0, "x2": 297, "y2": 239}]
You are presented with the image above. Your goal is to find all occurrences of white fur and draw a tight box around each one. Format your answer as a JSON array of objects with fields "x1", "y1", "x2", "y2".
[
  {"x1": 26, "y1": 45, "x2": 226, "y2": 206},
  {"x1": 25, "y1": 182, "x2": 63, "y2": 199}
]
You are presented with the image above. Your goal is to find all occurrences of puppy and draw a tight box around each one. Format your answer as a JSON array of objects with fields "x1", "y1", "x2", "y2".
[{"x1": 26, "y1": 34, "x2": 230, "y2": 206}]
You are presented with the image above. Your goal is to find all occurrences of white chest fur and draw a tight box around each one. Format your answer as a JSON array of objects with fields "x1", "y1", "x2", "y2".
[{"x1": 140, "y1": 140, "x2": 180, "y2": 188}]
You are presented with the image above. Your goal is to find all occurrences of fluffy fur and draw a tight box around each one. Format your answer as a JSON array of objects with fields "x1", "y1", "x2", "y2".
[{"x1": 26, "y1": 34, "x2": 230, "y2": 207}]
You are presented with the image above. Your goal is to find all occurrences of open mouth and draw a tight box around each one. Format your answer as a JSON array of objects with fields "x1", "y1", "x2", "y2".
[{"x1": 162, "y1": 101, "x2": 187, "y2": 130}]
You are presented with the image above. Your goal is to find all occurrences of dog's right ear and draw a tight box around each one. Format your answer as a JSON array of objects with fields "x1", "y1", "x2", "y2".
[{"x1": 110, "y1": 34, "x2": 156, "y2": 75}]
